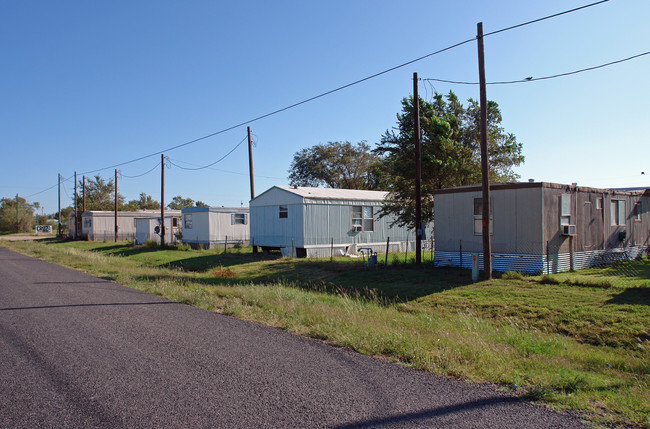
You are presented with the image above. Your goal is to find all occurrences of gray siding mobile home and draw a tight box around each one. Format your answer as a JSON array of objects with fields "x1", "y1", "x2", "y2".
[
  {"x1": 434, "y1": 182, "x2": 649, "y2": 273},
  {"x1": 181, "y1": 207, "x2": 249, "y2": 248},
  {"x1": 75, "y1": 210, "x2": 181, "y2": 241},
  {"x1": 250, "y1": 186, "x2": 418, "y2": 258}
]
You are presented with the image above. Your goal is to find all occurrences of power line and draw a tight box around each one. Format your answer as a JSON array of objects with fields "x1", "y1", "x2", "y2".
[
  {"x1": 422, "y1": 51, "x2": 650, "y2": 86},
  {"x1": 120, "y1": 161, "x2": 162, "y2": 179},
  {"x1": 19, "y1": 0, "x2": 611, "y2": 198},
  {"x1": 170, "y1": 158, "x2": 285, "y2": 180},
  {"x1": 484, "y1": 0, "x2": 609, "y2": 37},
  {"x1": 167, "y1": 136, "x2": 248, "y2": 171}
]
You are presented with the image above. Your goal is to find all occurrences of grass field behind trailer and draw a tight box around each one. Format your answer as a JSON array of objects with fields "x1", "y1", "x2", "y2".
[{"x1": 1, "y1": 239, "x2": 648, "y2": 427}]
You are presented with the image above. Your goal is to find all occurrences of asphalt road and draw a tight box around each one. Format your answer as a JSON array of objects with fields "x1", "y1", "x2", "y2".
[{"x1": 0, "y1": 247, "x2": 586, "y2": 428}]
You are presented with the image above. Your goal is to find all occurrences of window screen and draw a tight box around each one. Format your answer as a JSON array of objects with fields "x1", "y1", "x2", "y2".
[
  {"x1": 351, "y1": 206, "x2": 374, "y2": 231},
  {"x1": 184, "y1": 214, "x2": 193, "y2": 229},
  {"x1": 473, "y1": 198, "x2": 493, "y2": 235},
  {"x1": 560, "y1": 194, "x2": 571, "y2": 225},
  {"x1": 231, "y1": 213, "x2": 247, "y2": 225}
]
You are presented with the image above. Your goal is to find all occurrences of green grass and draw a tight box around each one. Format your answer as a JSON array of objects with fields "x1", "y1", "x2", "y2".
[{"x1": 2, "y1": 238, "x2": 649, "y2": 427}]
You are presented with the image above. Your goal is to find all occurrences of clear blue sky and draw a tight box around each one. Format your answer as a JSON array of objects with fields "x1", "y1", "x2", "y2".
[{"x1": 1, "y1": 0, "x2": 648, "y2": 215}]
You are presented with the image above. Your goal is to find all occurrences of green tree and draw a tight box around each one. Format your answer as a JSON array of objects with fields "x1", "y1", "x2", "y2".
[
  {"x1": 123, "y1": 193, "x2": 161, "y2": 211},
  {"x1": 74, "y1": 175, "x2": 125, "y2": 211},
  {"x1": 167, "y1": 195, "x2": 195, "y2": 210},
  {"x1": 0, "y1": 196, "x2": 39, "y2": 232},
  {"x1": 288, "y1": 141, "x2": 381, "y2": 190},
  {"x1": 375, "y1": 92, "x2": 524, "y2": 227},
  {"x1": 195, "y1": 201, "x2": 209, "y2": 208}
]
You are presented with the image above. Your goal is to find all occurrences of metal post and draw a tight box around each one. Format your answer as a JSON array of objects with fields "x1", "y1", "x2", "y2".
[
  {"x1": 477, "y1": 22, "x2": 492, "y2": 280},
  {"x1": 385, "y1": 237, "x2": 390, "y2": 267},
  {"x1": 330, "y1": 237, "x2": 333, "y2": 262},
  {"x1": 15, "y1": 194, "x2": 19, "y2": 231},
  {"x1": 413, "y1": 72, "x2": 422, "y2": 265}
]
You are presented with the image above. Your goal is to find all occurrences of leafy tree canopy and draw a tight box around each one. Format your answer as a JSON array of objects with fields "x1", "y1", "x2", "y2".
[
  {"x1": 195, "y1": 201, "x2": 209, "y2": 208},
  {"x1": 74, "y1": 175, "x2": 125, "y2": 211},
  {"x1": 123, "y1": 193, "x2": 161, "y2": 211},
  {"x1": 167, "y1": 195, "x2": 195, "y2": 210},
  {"x1": 0, "y1": 196, "x2": 38, "y2": 232},
  {"x1": 375, "y1": 91, "x2": 524, "y2": 227},
  {"x1": 288, "y1": 141, "x2": 381, "y2": 190}
]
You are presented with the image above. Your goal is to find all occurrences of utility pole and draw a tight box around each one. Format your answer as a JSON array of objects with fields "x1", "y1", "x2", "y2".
[
  {"x1": 477, "y1": 22, "x2": 492, "y2": 280},
  {"x1": 58, "y1": 174, "x2": 61, "y2": 238},
  {"x1": 15, "y1": 194, "x2": 19, "y2": 232},
  {"x1": 74, "y1": 171, "x2": 78, "y2": 240},
  {"x1": 114, "y1": 169, "x2": 118, "y2": 242},
  {"x1": 247, "y1": 126, "x2": 255, "y2": 201},
  {"x1": 413, "y1": 72, "x2": 422, "y2": 265},
  {"x1": 161, "y1": 153, "x2": 165, "y2": 247},
  {"x1": 82, "y1": 176, "x2": 86, "y2": 212},
  {"x1": 247, "y1": 127, "x2": 257, "y2": 254}
]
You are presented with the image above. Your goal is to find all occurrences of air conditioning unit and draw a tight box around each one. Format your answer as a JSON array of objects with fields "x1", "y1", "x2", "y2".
[
  {"x1": 352, "y1": 225, "x2": 362, "y2": 232},
  {"x1": 561, "y1": 224, "x2": 576, "y2": 236}
]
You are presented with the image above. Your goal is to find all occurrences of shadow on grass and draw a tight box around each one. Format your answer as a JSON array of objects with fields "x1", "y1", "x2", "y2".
[
  {"x1": 134, "y1": 262, "x2": 475, "y2": 304},
  {"x1": 606, "y1": 287, "x2": 650, "y2": 306}
]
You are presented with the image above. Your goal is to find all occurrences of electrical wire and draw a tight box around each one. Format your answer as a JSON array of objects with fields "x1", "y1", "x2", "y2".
[
  {"x1": 421, "y1": 50, "x2": 650, "y2": 86},
  {"x1": 20, "y1": 0, "x2": 611, "y2": 197},
  {"x1": 170, "y1": 158, "x2": 286, "y2": 180},
  {"x1": 483, "y1": 0, "x2": 609, "y2": 37},
  {"x1": 119, "y1": 161, "x2": 162, "y2": 179},
  {"x1": 168, "y1": 136, "x2": 248, "y2": 171}
]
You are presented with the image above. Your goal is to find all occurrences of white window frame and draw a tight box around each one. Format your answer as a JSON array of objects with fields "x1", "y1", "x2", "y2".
[
  {"x1": 610, "y1": 200, "x2": 626, "y2": 226},
  {"x1": 351, "y1": 205, "x2": 374, "y2": 232},
  {"x1": 473, "y1": 197, "x2": 493, "y2": 235},
  {"x1": 560, "y1": 194, "x2": 572, "y2": 226},
  {"x1": 231, "y1": 213, "x2": 248, "y2": 225}
]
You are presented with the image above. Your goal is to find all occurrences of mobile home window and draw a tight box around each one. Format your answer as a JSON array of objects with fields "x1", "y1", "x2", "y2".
[
  {"x1": 279, "y1": 205, "x2": 288, "y2": 219},
  {"x1": 596, "y1": 197, "x2": 603, "y2": 210},
  {"x1": 231, "y1": 213, "x2": 248, "y2": 225},
  {"x1": 351, "y1": 206, "x2": 374, "y2": 232},
  {"x1": 560, "y1": 194, "x2": 571, "y2": 225},
  {"x1": 634, "y1": 202, "x2": 642, "y2": 221},
  {"x1": 83, "y1": 218, "x2": 92, "y2": 228},
  {"x1": 473, "y1": 198, "x2": 493, "y2": 235},
  {"x1": 184, "y1": 214, "x2": 193, "y2": 229},
  {"x1": 610, "y1": 200, "x2": 626, "y2": 226},
  {"x1": 172, "y1": 217, "x2": 179, "y2": 227}
]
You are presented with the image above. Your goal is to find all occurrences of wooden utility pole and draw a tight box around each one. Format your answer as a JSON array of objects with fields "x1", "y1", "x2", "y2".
[
  {"x1": 58, "y1": 174, "x2": 61, "y2": 238},
  {"x1": 477, "y1": 22, "x2": 492, "y2": 280},
  {"x1": 15, "y1": 194, "x2": 19, "y2": 231},
  {"x1": 413, "y1": 72, "x2": 422, "y2": 265},
  {"x1": 247, "y1": 127, "x2": 255, "y2": 201},
  {"x1": 82, "y1": 176, "x2": 86, "y2": 212},
  {"x1": 161, "y1": 153, "x2": 165, "y2": 247},
  {"x1": 247, "y1": 127, "x2": 257, "y2": 254},
  {"x1": 114, "y1": 169, "x2": 118, "y2": 242},
  {"x1": 74, "y1": 171, "x2": 78, "y2": 240}
]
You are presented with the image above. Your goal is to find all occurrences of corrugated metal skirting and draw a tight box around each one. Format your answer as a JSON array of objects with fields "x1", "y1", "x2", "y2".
[{"x1": 434, "y1": 246, "x2": 649, "y2": 274}]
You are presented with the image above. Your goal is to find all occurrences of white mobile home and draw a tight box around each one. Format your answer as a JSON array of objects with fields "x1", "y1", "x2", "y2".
[
  {"x1": 250, "y1": 186, "x2": 418, "y2": 258},
  {"x1": 181, "y1": 207, "x2": 250, "y2": 248},
  {"x1": 135, "y1": 216, "x2": 180, "y2": 245},
  {"x1": 76, "y1": 210, "x2": 180, "y2": 241},
  {"x1": 433, "y1": 182, "x2": 650, "y2": 274}
]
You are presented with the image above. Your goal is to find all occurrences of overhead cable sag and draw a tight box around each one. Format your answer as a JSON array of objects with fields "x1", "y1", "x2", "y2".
[
  {"x1": 422, "y1": 51, "x2": 650, "y2": 86},
  {"x1": 19, "y1": 0, "x2": 611, "y2": 200}
]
